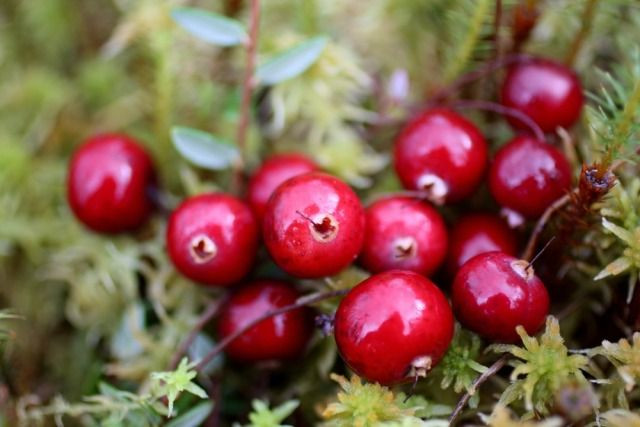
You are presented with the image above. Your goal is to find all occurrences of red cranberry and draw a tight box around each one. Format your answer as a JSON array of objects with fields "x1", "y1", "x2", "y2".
[
  {"x1": 217, "y1": 280, "x2": 313, "y2": 362},
  {"x1": 489, "y1": 135, "x2": 572, "y2": 218},
  {"x1": 360, "y1": 197, "x2": 448, "y2": 276},
  {"x1": 393, "y1": 108, "x2": 488, "y2": 204},
  {"x1": 262, "y1": 172, "x2": 365, "y2": 278},
  {"x1": 452, "y1": 251, "x2": 549, "y2": 343},
  {"x1": 247, "y1": 153, "x2": 318, "y2": 221},
  {"x1": 501, "y1": 58, "x2": 584, "y2": 133},
  {"x1": 446, "y1": 213, "x2": 518, "y2": 275},
  {"x1": 334, "y1": 270, "x2": 454, "y2": 385},
  {"x1": 67, "y1": 133, "x2": 155, "y2": 233},
  {"x1": 167, "y1": 194, "x2": 258, "y2": 286}
]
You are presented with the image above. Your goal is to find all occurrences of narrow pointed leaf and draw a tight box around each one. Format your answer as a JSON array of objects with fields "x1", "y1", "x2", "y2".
[
  {"x1": 595, "y1": 256, "x2": 632, "y2": 280},
  {"x1": 171, "y1": 7, "x2": 247, "y2": 46},
  {"x1": 602, "y1": 217, "x2": 634, "y2": 245},
  {"x1": 171, "y1": 127, "x2": 239, "y2": 170},
  {"x1": 166, "y1": 402, "x2": 214, "y2": 427},
  {"x1": 256, "y1": 36, "x2": 328, "y2": 85}
]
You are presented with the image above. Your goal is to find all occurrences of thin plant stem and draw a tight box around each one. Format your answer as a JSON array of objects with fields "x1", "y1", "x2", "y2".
[
  {"x1": 169, "y1": 298, "x2": 224, "y2": 370},
  {"x1": 430, "y1": 54, "x2": 530, "y2": 103},
  {"x1": 452, "y1": 99, "x2": 545, "y2": 141},
  {"x1": 449, "y1": 355, "x2": 509, "y2": 425},
  {"x1": 233, "y1": 0, "x2": 261, "y2": 192},
  {"x1": 194, "y1": 289, "x2": 348, "y2": 372},
  {"x1": 522, "y1": 192, "x2": 574, "y2": 261}
]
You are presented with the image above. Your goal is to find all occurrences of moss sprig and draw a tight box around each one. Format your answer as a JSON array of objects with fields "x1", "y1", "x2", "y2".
[
  {"x1": 431, "y1": 327, "x2": 488, "y2": 408},
  {"x1": 18, "y1": 358, "x2": 207, "y2": 425},
  {"x1": 491, "y1": 317, "x2": 591, "y2": 414},
  {"x1": 320, "y1": 374, "x2": 443, "y2": 426},
  {"x1": 595, "y1": 178, "x2": 640, "y2": 301}
]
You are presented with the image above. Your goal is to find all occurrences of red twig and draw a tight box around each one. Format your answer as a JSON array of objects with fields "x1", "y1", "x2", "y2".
[
  {"x1": 169, "y1": 298, "x2": 224, "y2": 370},
  {"x1": 194, "y1": 289, "x2": 348, "y2": 372},
  {"x1": 449, "y1": 355, "x2": 509, "y2": 425},
  {"x1": 452, "y1": 99, "x2": 545, "y2": 142},
  {"x1": 521, "y1": 191, "x2": 574, "y2": 261},
  {"x1": 233, "y1": 0, "x2": 260, "y2": 190},
  {"x1": 429, "y1": 54, "x2": 530, "y2": 103}
]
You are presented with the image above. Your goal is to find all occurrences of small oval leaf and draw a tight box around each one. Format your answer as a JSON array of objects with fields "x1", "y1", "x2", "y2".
[
  {"x1": 256, "y1": 36, "x2": 329, "y2": 85},
  {"x1": 171, "y1": 126, "x2": 239, "y2": 170},
  {"x1": 171, "y1": 7, "x2": 247, "y2": 46}
]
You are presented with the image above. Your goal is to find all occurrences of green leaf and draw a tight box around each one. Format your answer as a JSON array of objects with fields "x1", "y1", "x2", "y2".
[
  {"x1": 256, "y1": 36, "x2": 328, "y2": 85},
  {"x1": 110, "y1": 303, "x2": 145, "y2": 360},
  {"x1": 166, "y1": 402, "x2": 214, "y2": 427},
  {"x1": 171, "y1": 7, "x2": 247, "y2": 46},
  {"x1": 171, "y1": 126, "x2": 240, "y2": 171}
]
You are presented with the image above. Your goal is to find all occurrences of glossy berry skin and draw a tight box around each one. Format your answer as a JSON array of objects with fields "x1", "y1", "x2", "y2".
[
  {"x1": 393, "y1": 108, "x2": 488, "y2": 204},
  {"x1": 263, "y1": 172, "x2": 365, "y2": 278},
  {"x1": 501, "y1": 58, "x2": 584, "y2": 132},
  {"x1": 247, "y1": 153, "x2": 318, "y2": 221},
  {"x1": 167, "y1": 194, "x2": 258, "y2": 287},
  {"x1": 446, "y1": 213, "x2": 518, "y2": 275},
  {"x1": 334, "y1": 270, "x2": 454, "y2": 385},
  {"x1": 452, "y1": 252, "x2": 549, "y2": 343},
  {"x1": 217, "y1": 280, "x2": 313, "y2": 362},
  {"x1": 489, "y1": 136, "x2": 572, "y2": 218},
  {"x1": 360, "y1": 197, "x2": 448, "y2": 276},
  {"x1": 67, "y1": 133, "x2": 155, "y2": 233}
]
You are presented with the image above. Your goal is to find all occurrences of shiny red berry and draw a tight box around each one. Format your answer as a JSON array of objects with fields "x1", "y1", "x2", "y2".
[
  {"x1": 67, "y1": 133, "x2": 155, "y2": 233},
  {"x1": 167, "y1": 194, "x2": 258, "y2": 287},
  {"x1": 263, "y1": 172, "x2": 365, "y2": 278},
  {"x1": 393, "y1": 108, "x2": 488, "y2": 204},
  {"x1": 489, "y1": 135, "x2": 572, "y2": 218},
  {"x1": 247, "y1": 153, "x2": 318, "y2": 222},
  {"x1": 446, "y1": 213, "x2": 518, "y2": 275},
  {"x1": 217, "y1": 280, "x2": 313, "y2": 362},
  {"x1": 452, "y1": 252, "x2": 549, "y2": 343},
  {"x1": 360, "y1": 197, "x2": 448, "y2": 276},
  {"x1": 334, "y1": 270, "x2": 454, "y2": 385},
  {"x1": 501, "y1": 58, "x2": 584, "y2": 133}
]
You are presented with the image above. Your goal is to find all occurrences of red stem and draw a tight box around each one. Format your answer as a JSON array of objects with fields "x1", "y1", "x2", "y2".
[
  {"x1": 449, "y1": 355, "x2": 509, "y2": 424},
  {"x1": 169, "y1": 298, "x2": 224, "y2": 370},
  {"x1": 234, "y1": 0, "x2": 260, "y2": 190},
  {"x1": 452, "y1": 99, "x2": 545, "y2": 142},
  {"x1": 429, "y1": 54, "x2": 531, "y2": 103},
  {"x1": 194, "y1": 289, "x2": 347, "y2": 372},
  {"x1": 521, "y1": 192, "x2": 573, "y2": 261}
]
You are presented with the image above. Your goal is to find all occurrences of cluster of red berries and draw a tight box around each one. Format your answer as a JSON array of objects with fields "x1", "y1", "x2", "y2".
[{"x1": 66, "y1": 57, "x2": 581, "y2": 386}]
